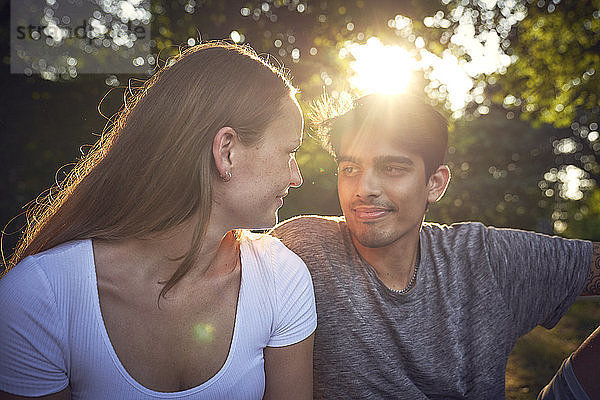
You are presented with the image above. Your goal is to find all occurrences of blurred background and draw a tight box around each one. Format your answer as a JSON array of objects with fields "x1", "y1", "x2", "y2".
[{"x1": 1, "y1": 0, "x2": 600, "y2": 398}]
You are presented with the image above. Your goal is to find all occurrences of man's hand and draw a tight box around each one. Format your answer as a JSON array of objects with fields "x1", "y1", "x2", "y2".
[{"x1": 581, "y1": 242, "x2": 600, "y2": 296}]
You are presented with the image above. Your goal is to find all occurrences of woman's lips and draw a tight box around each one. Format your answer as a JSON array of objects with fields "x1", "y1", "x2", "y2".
[{"x1": 276, "y1": 194, "x2": 286, "y2": 207}]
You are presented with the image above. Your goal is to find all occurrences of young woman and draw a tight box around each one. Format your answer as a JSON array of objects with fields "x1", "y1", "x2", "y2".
[{"x1": 0, "y1": 43, "x2": 316, "y2": 399}]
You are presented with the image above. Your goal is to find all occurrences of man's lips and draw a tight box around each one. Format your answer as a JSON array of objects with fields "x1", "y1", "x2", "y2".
[{"x1": 352, "y1": 206, "x2": 393, "y2": 220}]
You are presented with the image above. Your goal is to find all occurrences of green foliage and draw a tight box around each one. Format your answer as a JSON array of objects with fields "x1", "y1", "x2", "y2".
[
  {"x1": 5, "y1": 0, "x2": 600, "y2": 239},
  {"x1": 429, "y1": 109, "x2": 555, "y2": 230},
  {"x1": 149, "y1": 0, "x2": 438, "y2": 97},
  {"x1": 427, "y1": 108, "x2": 600, "y2": 240},
  {"x1": 561, "y1": 188, "x2": 600, "y2": 240},
  {"x1": 498, "y1": 1, "x2": 600, "y2": 128}
]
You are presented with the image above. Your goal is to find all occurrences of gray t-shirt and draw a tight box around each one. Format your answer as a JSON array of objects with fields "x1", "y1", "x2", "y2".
[{"x1": 270, "y1": 216, "x2": 592, "y2": 399}]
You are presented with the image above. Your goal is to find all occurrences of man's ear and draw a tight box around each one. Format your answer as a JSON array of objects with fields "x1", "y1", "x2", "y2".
[
  {"x1": 212, "y1": 127, "x2": 237, "y2": 179},
  {"x1": 426, "y1": 165, "x2": 450, "y2": 203}
]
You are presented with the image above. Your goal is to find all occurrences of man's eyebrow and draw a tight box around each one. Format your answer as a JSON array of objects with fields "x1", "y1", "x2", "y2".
[
  {"x1": 337, "y1": 155, "x2": 415, "y2": 165},
  {"x1": 373, "y1": 155, "x2": 414, "y2": 166}
]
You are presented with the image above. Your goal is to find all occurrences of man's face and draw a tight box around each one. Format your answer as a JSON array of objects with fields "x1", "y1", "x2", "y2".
[{"x1": 337, "y1": 130, "x2": 436, "y2": 248}]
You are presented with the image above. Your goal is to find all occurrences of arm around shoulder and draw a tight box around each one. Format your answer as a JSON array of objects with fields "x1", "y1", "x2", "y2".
[{"x1": 581, "y1": 242, "x2": 600, "y2": 296}]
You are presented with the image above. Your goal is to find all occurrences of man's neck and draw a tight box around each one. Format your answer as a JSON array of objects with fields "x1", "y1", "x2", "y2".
[{"x1": 351, "y1": 226, "x2": 421, "y2": 291}]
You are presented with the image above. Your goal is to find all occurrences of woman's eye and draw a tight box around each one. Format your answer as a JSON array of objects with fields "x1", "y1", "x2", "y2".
[{"x1": 339, "y1": 165, "x2": 357, "y2": 175}]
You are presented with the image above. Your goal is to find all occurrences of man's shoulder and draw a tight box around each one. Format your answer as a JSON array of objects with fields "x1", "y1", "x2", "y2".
[
  {"x1": 271, "y1": 215, "x2": 344, "y2": 237},
  {"x1": 421, "y1": 221, "x2": 487, "y2": 236},
  {"x1": 270, "y1": 215, "x2": 346, "y2": 254},
  {"x1": 420, "y1": 221, "x2": 492, "y2": 253}
]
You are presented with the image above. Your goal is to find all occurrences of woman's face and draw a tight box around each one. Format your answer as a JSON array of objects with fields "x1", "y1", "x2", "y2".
[{"x1": 224, "y1": 100, "x2": 304, "y2": 229}]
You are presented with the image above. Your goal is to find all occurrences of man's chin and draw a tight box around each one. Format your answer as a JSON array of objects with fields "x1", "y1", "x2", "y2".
[{"x1": 350, "y1": 228, "x2": 398, "y2": 249}]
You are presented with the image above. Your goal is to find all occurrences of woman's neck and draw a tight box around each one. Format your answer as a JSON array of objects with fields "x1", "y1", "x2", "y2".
[{"x1": 94, "y1": 214, "x2": 237, "y2": 289}]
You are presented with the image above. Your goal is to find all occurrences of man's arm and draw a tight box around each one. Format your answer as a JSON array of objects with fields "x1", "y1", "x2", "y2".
[{"x1": 581, "y1": 242, "x2": 600, "y2": 296}]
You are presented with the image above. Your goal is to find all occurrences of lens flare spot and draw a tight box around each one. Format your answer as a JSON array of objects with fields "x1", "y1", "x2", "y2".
[{"x1": 193, "y1": 323, "x2": 215, "y2": 343}]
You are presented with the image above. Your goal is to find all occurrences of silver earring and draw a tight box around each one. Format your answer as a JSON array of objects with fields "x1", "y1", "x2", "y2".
[{"x1": 221, "y1": 171, "x2": 232, "y2": 182}]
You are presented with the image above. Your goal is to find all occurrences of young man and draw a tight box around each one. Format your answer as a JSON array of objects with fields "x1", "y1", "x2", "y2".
[{"x1": 270, "y1": 94, "x2": 600, "y2": 399}]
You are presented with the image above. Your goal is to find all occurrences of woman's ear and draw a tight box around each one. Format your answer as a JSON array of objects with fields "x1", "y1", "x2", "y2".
[
  {"x1": 426, "y1": 165, "x2": 451, "y2": 203},
  {"x1": 212, "y1": 127, "x2": 237, "y2": 181}
]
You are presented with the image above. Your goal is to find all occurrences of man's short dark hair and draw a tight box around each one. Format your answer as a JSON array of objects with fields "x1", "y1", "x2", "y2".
[{"x1": 312, "y1": 93, "x2": 449, "y2": 178}]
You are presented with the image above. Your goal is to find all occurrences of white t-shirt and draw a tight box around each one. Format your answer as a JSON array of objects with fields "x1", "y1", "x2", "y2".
[{"x1": 0, "y1": 233, "x2": 316, "y2": 399}]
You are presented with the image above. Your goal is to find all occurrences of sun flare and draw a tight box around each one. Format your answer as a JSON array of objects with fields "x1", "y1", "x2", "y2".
[{"x1": 347, "y1": 37, "x2": 416, "y2": 95}]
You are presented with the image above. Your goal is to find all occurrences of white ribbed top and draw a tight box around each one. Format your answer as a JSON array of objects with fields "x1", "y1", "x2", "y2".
[{"x1": 0, "y1": 233, "x2": 316, "y2": 399}]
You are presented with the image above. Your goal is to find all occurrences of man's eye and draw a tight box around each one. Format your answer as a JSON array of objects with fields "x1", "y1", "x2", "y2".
[{"x1": 385, "y1": 165, "x2": 405, "y2": 174}]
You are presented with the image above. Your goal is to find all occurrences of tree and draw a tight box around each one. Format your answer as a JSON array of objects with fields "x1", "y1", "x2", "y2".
[
  {"x1": 497, "y1": 0, "x2": 600, "y2": 129},
  {"x1": 489, "y1": 1, "x2": 600, "y2": 234},
  {"x1": 4, "y1": 0, "x2": 600, "y2": 247},
  {"x1": 429, "y1": 108, "x2": 556, "y2": 232}
]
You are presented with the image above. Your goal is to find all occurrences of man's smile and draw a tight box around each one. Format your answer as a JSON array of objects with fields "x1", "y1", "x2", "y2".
[{"x1": 351, "y1": 206, "x2": 393, "y2": 220}]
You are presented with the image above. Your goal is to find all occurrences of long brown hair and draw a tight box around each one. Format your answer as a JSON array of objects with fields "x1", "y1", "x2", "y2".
[{"x1": 4, "y1": 42, "x2": 297, "y2": 298}]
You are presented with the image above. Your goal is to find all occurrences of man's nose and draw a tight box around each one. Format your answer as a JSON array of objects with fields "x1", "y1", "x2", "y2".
[{"x1": 356, "y1": 168, "x2": 381, "y2": 198}]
